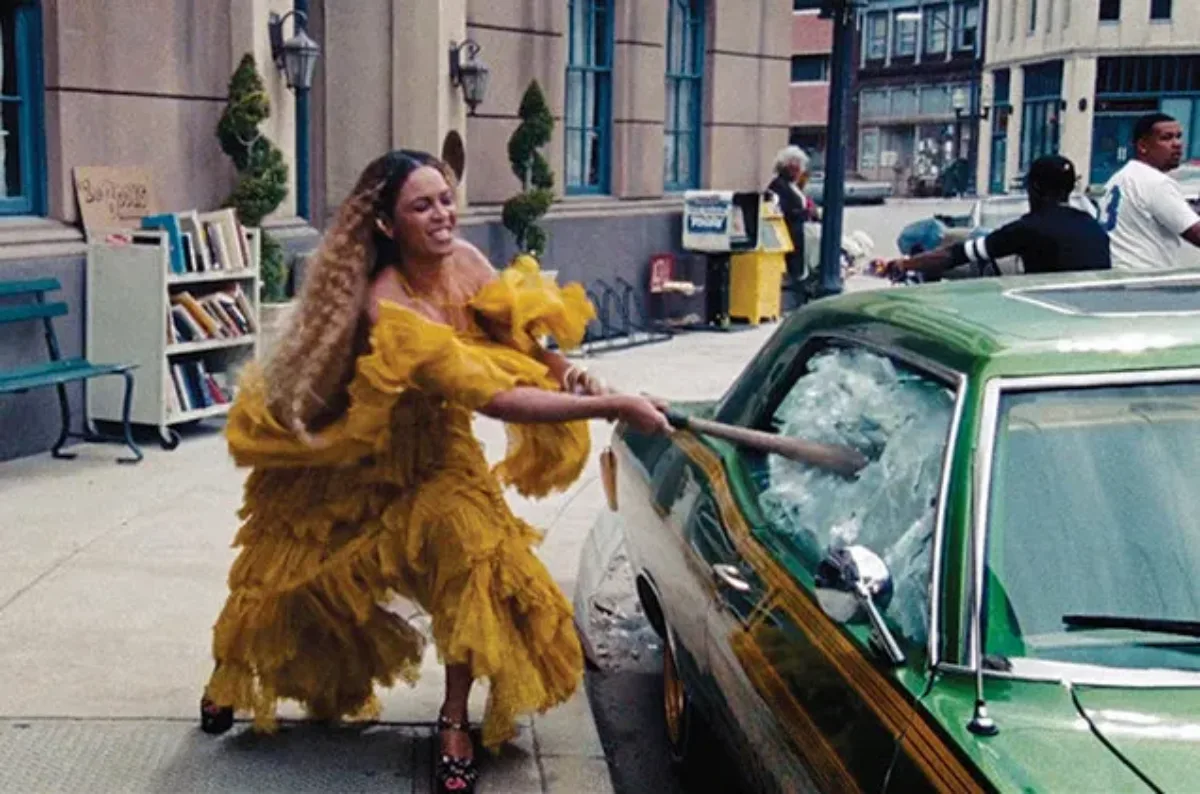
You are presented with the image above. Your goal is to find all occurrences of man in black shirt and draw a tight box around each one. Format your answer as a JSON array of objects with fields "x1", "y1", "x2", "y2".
[{"x1": 881, "y1": 155, "x2": 1111, "y2": 279}]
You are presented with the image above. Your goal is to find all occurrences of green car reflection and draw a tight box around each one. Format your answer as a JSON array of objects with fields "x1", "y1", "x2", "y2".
[{"x1": 601, "y1": 269, "x2": 1200, "y2": 793}]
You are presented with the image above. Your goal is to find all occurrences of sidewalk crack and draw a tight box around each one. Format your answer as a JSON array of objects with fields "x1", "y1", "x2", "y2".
[{"x1": 531, "y1": 718, "x2": 549, "y2": 794}]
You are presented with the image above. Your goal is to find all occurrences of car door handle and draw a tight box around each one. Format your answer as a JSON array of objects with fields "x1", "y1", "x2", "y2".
[{"x1": 712, "y1": 563, "x2": 752, "y2": 593}]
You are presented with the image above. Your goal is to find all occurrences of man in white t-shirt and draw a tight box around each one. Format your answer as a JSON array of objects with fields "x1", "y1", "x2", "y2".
[{"x1": 1100, "y1": 113, "x2": 1200, "y2": 270}]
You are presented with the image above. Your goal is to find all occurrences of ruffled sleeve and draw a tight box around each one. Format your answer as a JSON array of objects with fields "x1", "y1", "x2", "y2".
[
  {"x1": 469, "y1": 257, "x2": 596, "y2": 356},
  {"x1": 468, "y1": 259, "x2": 598, "y2": 496},
  {"x1": 225, "y1": 295, "x2": 593, "y2": 499}
]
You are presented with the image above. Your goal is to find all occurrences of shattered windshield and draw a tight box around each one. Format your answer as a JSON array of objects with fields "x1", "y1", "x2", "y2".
[
  {"x1": 754, "y1": 347, "x2": 956, "y2": 648},
  {"x1": 985, "y1": 383, "x2": 1200, "y2": 674}
]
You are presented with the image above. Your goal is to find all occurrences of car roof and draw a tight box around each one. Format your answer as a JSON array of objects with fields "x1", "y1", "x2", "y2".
[{"x1": 807, "y1": 270, "x2": 1200, "y2": 378}]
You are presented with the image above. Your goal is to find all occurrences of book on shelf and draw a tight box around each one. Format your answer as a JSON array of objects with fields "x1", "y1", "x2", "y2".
[
  {"x1": 198, "y1": 209, "x2": 248, "y2": 272},
  {"x1": 168, "y1": 359, "x2": 233, "y2": 415},
  {"x1": 167, "y1": 285, "x2": 257, "y2": 344},
  {"x1": 140, "y1": 214, "x2": 186, "y2": 274},
  {"x1": 175, "y1": 211, "x2": 211, "y2": 273}
]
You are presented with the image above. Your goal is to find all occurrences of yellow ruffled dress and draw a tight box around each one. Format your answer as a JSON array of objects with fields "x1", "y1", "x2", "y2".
[{"x1": 203, "y1": 264, "x2": 595, "y2": 751}]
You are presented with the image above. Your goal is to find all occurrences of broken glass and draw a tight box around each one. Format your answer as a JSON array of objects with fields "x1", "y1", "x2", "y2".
[{"x1": 758, "y1": 347, "x2": 955, "y2": 647}]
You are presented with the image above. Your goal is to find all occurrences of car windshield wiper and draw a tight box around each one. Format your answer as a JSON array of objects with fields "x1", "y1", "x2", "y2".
[{"x1": 1063, "y1": 614, "x2": 1200, "y2": 639}]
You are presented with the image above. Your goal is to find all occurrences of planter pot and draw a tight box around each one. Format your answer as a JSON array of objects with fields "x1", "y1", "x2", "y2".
[{"x1": 258, "y1": 300, "x2": 297, "y2": 359}]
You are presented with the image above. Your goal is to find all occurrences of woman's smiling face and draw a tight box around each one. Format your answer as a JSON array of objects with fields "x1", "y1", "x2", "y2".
[{"x1": 391, "y1": 165, "x2": 458, "y2": 259}]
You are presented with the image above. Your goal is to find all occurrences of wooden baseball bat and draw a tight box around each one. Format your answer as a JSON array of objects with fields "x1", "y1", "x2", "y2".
[{"x1": 663, "y1": 409, "x2": 868, "y2": 478}]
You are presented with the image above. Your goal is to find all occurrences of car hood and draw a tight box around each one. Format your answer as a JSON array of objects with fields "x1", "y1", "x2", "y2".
[
  {"x1": 1073, "y1": 686, "x2": 1200, "y2": 789},
  {"x1": 925, "y1": 675, "x2": 1161, "y2": 792}
]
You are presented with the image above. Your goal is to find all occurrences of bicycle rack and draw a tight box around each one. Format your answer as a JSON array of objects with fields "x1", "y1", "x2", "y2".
[{"x1": 581, "y1": 278, "x2": 673, "y2": 355}]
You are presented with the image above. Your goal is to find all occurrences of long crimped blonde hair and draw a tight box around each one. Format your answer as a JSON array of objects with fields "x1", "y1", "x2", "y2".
[{"x1": 262, "y1": 149, "x2": 456, "y2": 439}]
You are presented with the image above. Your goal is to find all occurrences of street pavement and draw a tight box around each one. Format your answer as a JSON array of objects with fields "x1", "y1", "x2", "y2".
[{"x1": 0, "y1": 196, "x2": 927, "y2": 794}]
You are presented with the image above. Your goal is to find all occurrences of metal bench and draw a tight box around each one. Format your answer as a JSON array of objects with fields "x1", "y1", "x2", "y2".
[{"x1": 0, "y1": 277, "x2": 142, "y2": 463}]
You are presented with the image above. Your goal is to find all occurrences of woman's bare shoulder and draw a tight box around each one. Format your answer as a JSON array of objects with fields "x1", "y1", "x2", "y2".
[
  {"x1": 366, "y1": 268, "x2": 420, "y2": 324},
  {"x1": 452, "y1": 239, "x2": 497, "y2": 280}
]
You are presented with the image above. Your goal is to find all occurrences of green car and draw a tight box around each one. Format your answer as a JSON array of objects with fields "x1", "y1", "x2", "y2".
[{"x1": 601, "y1": 269, "x2": 1200, "y2": 793}]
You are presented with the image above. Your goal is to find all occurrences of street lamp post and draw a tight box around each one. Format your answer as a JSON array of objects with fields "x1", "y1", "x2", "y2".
[{"x1": 816, "y1": 0, "x2": 866, "y2": 299}]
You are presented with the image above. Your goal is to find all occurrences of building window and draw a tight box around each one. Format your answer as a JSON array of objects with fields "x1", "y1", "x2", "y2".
[
  {"x1": 924, "y1": 4, "x2": 949, "y2": 56},
  {"x1": 565, "y1": 0, "x2": 613, "y2": 193},
  {"x1": 1099, "y1": 0, "x2": 1120, "y2": 21},
  {"x1": 893, "y1": 10, "x2": 918, "y2": 58},
  {"x1": 891, "y1": 87, "x2": 918, "y2": 116},
  {"x1": 865, "y1": 12, "x2": 887, "y2": 61},
  {"x1": 958, "y1": 1, "x2": 980, "y2": 51},
  {"x1": 0, "y1": 1, "x2": 44, "y2": 216},
  {"x1": 1151, "y1": 0, "x2": 1172, "y2": 20},
  {"x1": 1027, "y1": 0, "x2": 1037, "y2": 33},
  {"x1": 793, "y1": 0, "x2": 822, "y2": 9},
  {"x1": 791, "y1": 55, "x2": 829, "y2": 82},
  {"x1": 990, "y1": 69, "x2": 1011, "y2": 193},
  {"x1": 1020, "y1": 60, "x2": 1064, "y2": 172},
  {"x1": 860, "y1": 89, "x2": 889, "y2": 120},
  {"x1": 859, "y1": 129, "x2": 881, "y2": 171},
  {"x1": 665, "y1": 0, "x2": 704, "y2": 192}
]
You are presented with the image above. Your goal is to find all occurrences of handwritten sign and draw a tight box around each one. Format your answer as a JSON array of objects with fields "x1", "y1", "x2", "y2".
[{"x1": 73, "y1": 166, "x2": 158, "y2": 238}]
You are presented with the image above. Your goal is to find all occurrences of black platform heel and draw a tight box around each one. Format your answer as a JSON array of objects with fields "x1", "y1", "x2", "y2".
[
  {"x1": 435, "y1": 713, "x2": 479, "y2": 793},
  {"x1": 200, "y1": 696, "x2": 234, "y2": 735}
]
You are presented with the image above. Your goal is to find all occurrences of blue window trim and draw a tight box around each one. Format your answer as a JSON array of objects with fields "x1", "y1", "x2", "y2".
[
  {"x1": 664, "y1": 0, "x2": 704, "y2": 193},
  {"x1": 565, "y1": 0, "x2": 614, "y2": 195},
  {"x1": 0, "y1": 1, "x2": 46, "y2": 216}
]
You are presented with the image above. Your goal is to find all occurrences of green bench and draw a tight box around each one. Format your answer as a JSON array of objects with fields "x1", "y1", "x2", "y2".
[{"x1": 0, "y1": 277, "x2": 142, "y2": 463}]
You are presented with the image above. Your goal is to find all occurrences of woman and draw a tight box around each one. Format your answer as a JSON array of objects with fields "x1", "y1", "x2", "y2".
[
  {"x1": 198, "y1": 149, "x2": 670, "y2": 793},
  {"x1": 767, "y1": 146, "x2": 820, "y2": 300}
]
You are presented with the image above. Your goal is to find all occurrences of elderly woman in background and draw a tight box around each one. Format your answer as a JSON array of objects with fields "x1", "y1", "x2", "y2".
[{"x1": 767, "y1": 145, "x2": 820, "y2": 302}]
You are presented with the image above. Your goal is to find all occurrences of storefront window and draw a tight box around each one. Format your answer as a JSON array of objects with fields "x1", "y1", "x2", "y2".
[
  {"x1": 664, "y1": 0, "x2": 704, "y2": 192},
  {"x1": 0, "y1": 1, "x2": 44, "y2": 215},
  {"x1": 859, "y1": 128, "x2": 881, "y2": 171},
  {"x1": 566, "y1": 0, "x2": 613, "y2": 193}
]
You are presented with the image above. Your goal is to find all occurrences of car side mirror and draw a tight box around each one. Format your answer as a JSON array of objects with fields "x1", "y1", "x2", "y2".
[{"x1": 815, "y1": 545, "x2": 907, "y2": 666}]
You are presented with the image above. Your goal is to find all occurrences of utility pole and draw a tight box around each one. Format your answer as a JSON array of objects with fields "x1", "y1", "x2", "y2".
[{"x1": 817, "y1": 0, "x2": 866, "y2": 298}]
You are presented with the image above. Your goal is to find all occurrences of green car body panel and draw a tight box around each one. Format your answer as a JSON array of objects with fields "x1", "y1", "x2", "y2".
[{"x1": 610, "y1": 270, "x2": 1200, "y2": 793}]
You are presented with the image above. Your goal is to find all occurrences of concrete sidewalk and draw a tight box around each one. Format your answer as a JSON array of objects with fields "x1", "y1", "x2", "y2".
[{"x1": 0, "y1": 276, "x2": 884, "y2": 793}]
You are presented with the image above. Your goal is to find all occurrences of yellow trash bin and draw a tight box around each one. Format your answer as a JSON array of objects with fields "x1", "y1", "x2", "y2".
[{"x1": 728, "y1": 199, "x2": 794, "y2": 325}]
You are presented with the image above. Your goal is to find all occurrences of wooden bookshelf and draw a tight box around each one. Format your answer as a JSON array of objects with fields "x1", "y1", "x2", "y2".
[{"x1": 86, "y1": 228, "x2": 261, "y2": 450}]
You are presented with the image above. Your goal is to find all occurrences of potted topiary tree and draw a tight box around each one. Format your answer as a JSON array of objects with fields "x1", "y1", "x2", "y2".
[
  {"x1": 217, "y1": 53, "x2": 292, "y2": 353},
  {"x1": 502, "y1": 80, "x2": 555, "y2": 270}
]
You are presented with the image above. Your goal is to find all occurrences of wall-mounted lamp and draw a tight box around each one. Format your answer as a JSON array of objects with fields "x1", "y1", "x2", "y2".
[
  {"x1": 268, "y1": 10, "x2": 321, "y2": 93},
  {"x1": 449, "y1": 39, "x2": 490, "y2": 115}
]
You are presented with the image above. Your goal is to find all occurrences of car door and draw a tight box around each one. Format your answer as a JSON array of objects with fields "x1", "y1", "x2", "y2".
[{"x1": 680, "y1": 339, "x2": 963, "y2": 793}]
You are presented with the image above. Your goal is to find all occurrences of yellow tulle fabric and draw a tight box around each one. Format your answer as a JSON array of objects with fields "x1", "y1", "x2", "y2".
[{"x1": 204, "y1": 266, "x2": 595, "y2": 750}]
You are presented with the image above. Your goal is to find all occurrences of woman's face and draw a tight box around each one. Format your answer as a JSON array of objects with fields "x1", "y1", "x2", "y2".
[{"x1": 389, "y1": 165, "x2": 457, "y2": 259}]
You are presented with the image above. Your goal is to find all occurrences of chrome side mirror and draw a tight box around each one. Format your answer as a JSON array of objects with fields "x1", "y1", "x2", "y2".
[{"x1": 815, "y1": 545, "x2": 906, "y2": 665}]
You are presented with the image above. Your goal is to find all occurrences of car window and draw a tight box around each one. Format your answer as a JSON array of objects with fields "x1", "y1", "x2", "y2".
[
  {"x1": 752, "y1": 346, "x2": 956, "y2": 647},
  {"x1": 985, "y1": 383, "x2": 1200, "y2": 672}
]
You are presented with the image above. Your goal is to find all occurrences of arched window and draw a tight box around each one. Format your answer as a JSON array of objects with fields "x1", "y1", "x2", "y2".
[
  {"x1": 565, "y1": 0, "x2": 613, "y2": 193},
  {"x1": 0, "y1": 0, "x2": 43, "y2": 215},
  {"x1": 664, "y1": 0, "x2": 704, "y2": 191}
]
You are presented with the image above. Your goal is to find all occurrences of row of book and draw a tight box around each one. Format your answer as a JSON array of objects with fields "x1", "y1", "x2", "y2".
[
  {"x1": 168, "y1": 286, "x2": 257, "y2": 345},
  {"x1": 166, "y1": 360, "x2": 233, "y2": 416},
  {"x1": 141, "y1": 208, "x2": 253, "y2": 275}
]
